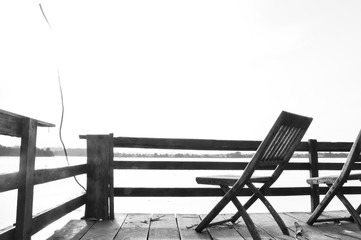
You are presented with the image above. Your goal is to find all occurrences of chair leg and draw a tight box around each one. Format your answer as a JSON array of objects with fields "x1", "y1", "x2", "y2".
[
  {"x1": 335, "y1": 192, "x2": 361, "y2": 230},
  {"x1": 219, "y1": 186, "x2": 262, "y2": 240},
  {"x1": 195, "y1": 185, "x2": 239, "y2": 233},
  {"x1": 243, "y1": 193, "x2": 259, "y2": 210},
  {"x1": 246, "y1": 183, "x2": 289, "y2": 235},
  {"x1": 225, "y1": 193, "x2": 259, "y2": 224},
  {"x1": 356, "y1": 203, "x2": 361, "y2": 214},
  {"x1": 307, "y1": 184, "x2": 337, "y2": 225}
]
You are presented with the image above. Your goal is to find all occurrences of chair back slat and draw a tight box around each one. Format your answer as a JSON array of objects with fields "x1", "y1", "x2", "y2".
[
  {"x1": 259, "y1": 115, "x2": 309, "y2": 167},
  {"x1": 240, "y1": 111, "x2": 312, "y2": 182},
  {"x1": 265, "y1": 127, "x2": 298, "y2": 162},
  {"x1": 261, "y1": 125, "x2": 288, "y2": 161},
  {"x1": 276, "y1": 127, "x2": 302, "y2": 160},
  {"x1": 237, "y1": 111, "x2": 312, "y2": 183}
]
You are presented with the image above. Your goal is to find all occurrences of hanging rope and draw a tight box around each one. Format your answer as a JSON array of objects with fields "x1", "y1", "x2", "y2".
[{"x1": 39, "y1": 3, "x2": 86, "y2": 193}]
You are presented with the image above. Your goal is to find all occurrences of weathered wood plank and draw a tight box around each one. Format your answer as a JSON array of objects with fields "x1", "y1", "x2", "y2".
[
  {"x1": 114, "y1": 186, "x2": 361, "y2": 197},
  {"x1": 85, "y1": 135, "x2": 112, "y2": 220},
  {"x1": 33, "y1": 212, "x2": 361, "y2": 240},
  {"x1": 114, "y1": 213, "x2": 150, "y2": 240},
  {"x1": 0, "y1": 110, "x2": 22, "y2": 137},
  {"x1": 80, "y1": 214, "x2": 126, "y2": 240},
  {"x1": 223, "y1": 214, "x2": 272, "y2": 240},
  {"x1": 221, "y1": 215, "x2": 253, "y2": 240},
  {"x1": 114, "y1": 161, "x2": 310, "y2": 170},
  {"x1": 308, "y1": 139, "x2": 320, "y2": 212},
  {"x1": 148, "y1": 214, "x2": 179, "y2": 240},
  {"x1": 200, "y1": 214, "x2": 243, "y2": 240},
  {"x1": 0, "y1": 109, "x2": 54, "y2": 137},
  {"x1": 176, "y1": 214, "x2": 211, "y2": 240},
  {"x1": 282, "y1": 212, "x2": 356, "y2": 240},
  {"x1": 81, "y1": 135, "x2": 355, "y2": 152},
  {"x1": 111, "y1": 137, "x2": 263, "y2": 151},
  {"x1": 32, "y1": 195, "x2": 86, "y2": 235},
  {"x1": 114, "y1": 160, "x2": 361, "y2": 171},
  {"x1": 280, "y1": 212, "x2": 335, "y2": 240},
  {"x1": 0, "y1": 172, "x2": 19, "y2": 192},
  {"x1": 249, "y1": 213, "x2": 293, "y2": 240},
  {"x1": 108, "y1": 134, "x2": 114, "y2": 219},
  {"x1": 319, "y1": 210, "x2": 361, "y2": 238},
  {"x1": 114, "y1": 187, "x2": 311, "y2": 197},
  {"x1": 15, "y1": 118, "x2": 37, "y2": 240},
  {"x1": 0, "y1": 226, "x2": 15, "y2": 240},
  {"x1": 34, "y1": 164, "x2": 87, "y2": 185},
  {"x1": 47, "y1": 220, "x2": 96, "y2": 240}
]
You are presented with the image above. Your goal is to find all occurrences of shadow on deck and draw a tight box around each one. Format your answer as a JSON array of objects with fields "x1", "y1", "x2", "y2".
[{"x1": 48, "y1": 211, "x2": 361, "y2": 240}]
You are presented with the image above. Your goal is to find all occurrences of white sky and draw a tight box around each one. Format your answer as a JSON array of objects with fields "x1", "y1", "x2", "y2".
[{"x1": 1, "y1": 0, "x2": 361, "y2": 148}]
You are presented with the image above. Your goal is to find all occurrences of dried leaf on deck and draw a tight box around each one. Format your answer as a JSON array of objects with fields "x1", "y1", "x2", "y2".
[{"x1": 150, "y1": 215, "x2": 165, "y2": 222}]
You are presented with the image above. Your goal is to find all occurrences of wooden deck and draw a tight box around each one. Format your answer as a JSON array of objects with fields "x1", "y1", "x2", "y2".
[{"x1": 48, "y1": 211, "x2": 361, "y2": 240}]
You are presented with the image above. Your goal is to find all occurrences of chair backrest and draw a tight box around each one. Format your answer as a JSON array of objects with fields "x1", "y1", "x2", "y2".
[
  {"x1": 238, "y1": 111, "x2": 312, "y2": 183},
  {"x1": 337, "y1": 130, "x2": 361, "y2": 184}
]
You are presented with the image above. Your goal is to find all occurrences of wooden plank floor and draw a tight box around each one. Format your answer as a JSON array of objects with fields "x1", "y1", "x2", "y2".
[{"x1": 48, "y1": 211, "x2": 361, "y2": 240}]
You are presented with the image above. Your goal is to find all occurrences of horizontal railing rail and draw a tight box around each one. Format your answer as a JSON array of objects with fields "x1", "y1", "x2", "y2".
[
  {"x1": 109, "y1": 136, "x2": 354, "y2": 152},
  {"x1": 104, "y1": 137, "x2": 360, "y2": 214},
  {"x1": 0, "y1": 166, "x2": 87, "y2": 240},
  {"x1": 0, "y1": 109, "x2": 86, "y2": 240},
  {"x1": 0, "y1": 107, "x2": 358, "y2": 240},
  {"x1": 114, "y1": 161, "x2": 361, "y2": 171},
  {"x1": 0, "y1": 164, "x2": 87, "y2": 193},
  {"x1": 0, "y1": 195, "x2": 86, "y2": 240}
]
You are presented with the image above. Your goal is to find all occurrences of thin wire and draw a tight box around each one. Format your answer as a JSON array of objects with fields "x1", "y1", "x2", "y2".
[{"x1": 39, "y1": 3, "x2": 87, "y2": 193}]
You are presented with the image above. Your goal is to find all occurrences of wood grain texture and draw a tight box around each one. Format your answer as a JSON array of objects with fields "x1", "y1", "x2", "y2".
[
  {"x1": 45, "y1": 211, "x2": 361, "y2": 240},
  {"x1": 15, "y1": 118, "x2": 37, "y2": 240},
  {"x1": 250, "y1": 213, "x2": 293, "y2": 240},
  {"x1": 177, "y1": 214, "x2": 211, "y2": 240},
  {"x1": 223, "y1": 214, "x2": 270, "y2": 240},
  {"x1": 282, "y1": 212, "x2": 357, "y2": 240},
  {"x1": 148, "y1": 214, "x2": 179, "y2": 240},
  {"x1": 200, "y1": 214, "x2": 243, "y2": 240},
  {"x1": 114, "y1": 214, "x2": 150, "y2": 240},
  {"x1": 0, "y1": 172, "x2": 20, "y2": 192},
  {"x1": 80, "y1": 214, "x2": 126, "y2": 240},
  {"x1": 34, "y1": 164, "x2": 87, "y2": 185},
  {"x1": 0, "y1": 227, "x2": 15, "y2": 240},
  {"x1": 32, "y1": 195, "x2": 86, "y2": 235},
  {"x1": 47, "y1": 220, "x2": 96, "y2": 240},
  {"x1": 85, "y1": 135, "x2": 113, "y2": 220},
  {"x1": 0, "y1": 109, "x2": 54, "y2": 137}
]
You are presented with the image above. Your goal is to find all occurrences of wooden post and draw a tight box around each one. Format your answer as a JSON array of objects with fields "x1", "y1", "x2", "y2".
[
  {"x1": 308, "y1": 139, "x2": 320, "y2": 212},
  {"x1": 108, "y1": 134, "x2": 114, "y2": 219},
  {"x1": 15, "y1": 118, "x2": 37, "y2": 240},
  {"x1": 84, "y1": 134, "x2": 114, "y2": 220}
]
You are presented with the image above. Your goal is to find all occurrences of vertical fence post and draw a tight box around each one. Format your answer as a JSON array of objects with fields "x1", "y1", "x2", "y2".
[
  {"x1": 108, "y1": 134, "x2": 114, "y2": 219},
  {"x1": 15, "y1": 118, "x2": 37, "y2": 240},
  {"x1": 308, "y1": 139, "x2": 320, "y2": 212},
  {"x1": 85, "y1": 134, "x2": 113, "y2": 220}
]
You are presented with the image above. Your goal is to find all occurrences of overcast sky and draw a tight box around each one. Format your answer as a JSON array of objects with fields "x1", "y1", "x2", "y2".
[{"x1": 1, "y1": 1, "x2": 361, "y2": 148}]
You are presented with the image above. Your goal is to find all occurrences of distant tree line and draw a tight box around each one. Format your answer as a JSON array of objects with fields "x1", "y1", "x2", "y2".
[
  {"x1": 0, "y1": 145, "x2": 349, "y2": 158},
  {"x1": 0, "y1": 144, "x2": 54, "y2": 157}
]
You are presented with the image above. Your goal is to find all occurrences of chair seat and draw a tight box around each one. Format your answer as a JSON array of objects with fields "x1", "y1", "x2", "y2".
[
  {"x1": 196, "y1": 175, "x2": 272, "y2": 186},
  {"x1": 307, "y1": 173, "x2": 361, "y2": 185}
]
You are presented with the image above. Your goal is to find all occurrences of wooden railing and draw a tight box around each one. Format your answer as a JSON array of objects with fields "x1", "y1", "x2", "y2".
[
  {"x1": 79, "y1": 135, "x2": 361, "y2": 222},
  {"x1": 0, "y1": 110, "x2": 86, "y2": 240},
  {"x1": 1, "y1": 108, "x2": 360, "y2": 240}
]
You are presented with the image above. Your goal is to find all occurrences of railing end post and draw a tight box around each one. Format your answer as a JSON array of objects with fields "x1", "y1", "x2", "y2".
[{"x1": 308, "y1": 139, "x2": 320, "y2": 212}]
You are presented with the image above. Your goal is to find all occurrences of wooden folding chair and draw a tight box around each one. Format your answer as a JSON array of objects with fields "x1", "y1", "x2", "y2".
[
  {"x1": 307, "y1": 130, "x2": 361, "y2": 229},
  {"x1": 195, "y1": 111, "x2": 312, "y2": 240}
]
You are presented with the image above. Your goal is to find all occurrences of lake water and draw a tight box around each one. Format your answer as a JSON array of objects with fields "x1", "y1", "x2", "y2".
[{"x1": 0, "y1": 156, "x2": 355, "y2": 239}]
